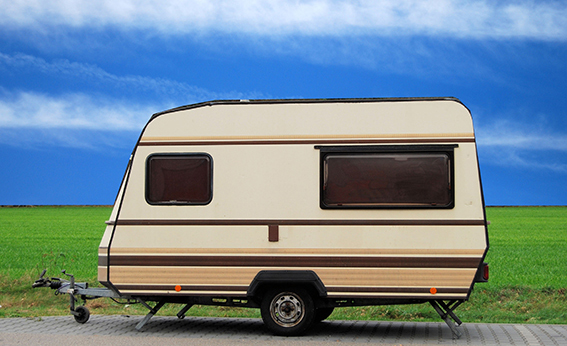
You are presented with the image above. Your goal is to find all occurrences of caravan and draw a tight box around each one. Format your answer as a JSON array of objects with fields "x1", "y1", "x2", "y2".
[{"x1": 37, "y1": 97, "x2": 490, "y2": 338}]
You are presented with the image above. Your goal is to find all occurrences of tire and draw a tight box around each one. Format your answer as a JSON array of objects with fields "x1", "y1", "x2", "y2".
[
  {"x1": 314, "y1": 307, "x2": 335, "y2": 322},
  {"x1": 74, "y1": 306, "x2": 90, "y2": 324},
  {"x1": 260, "y1": 287, "x2": 315, "y2": 336}
]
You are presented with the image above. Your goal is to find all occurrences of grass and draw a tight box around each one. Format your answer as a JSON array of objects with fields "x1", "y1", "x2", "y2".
[
  {"x1": 0, "y1": 206, "x2": 106, "y2": 279},
  {"x1": 1, "y1": 205, "x2": 566, "y2": 324},
  {"x1": 484, "y1": 206, "x2": 567, "y2": 288}
]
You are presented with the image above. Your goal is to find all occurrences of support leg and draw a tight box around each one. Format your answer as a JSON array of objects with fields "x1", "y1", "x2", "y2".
[
  {"x1": 136, "y1": 299, "x2": 166, "y2": 331},
  {"x1": 69, "y1": 293, "x2": 76, "y2": 314},
  {"x1": 177, "y1": 304, "x2": 194, "y2": 319},
  {"x1": 430, "y1": 300, "x2": 463, "y2": 339},
  {"x1": 438, "y1": 300, "x2": 463, "y2": 325}
]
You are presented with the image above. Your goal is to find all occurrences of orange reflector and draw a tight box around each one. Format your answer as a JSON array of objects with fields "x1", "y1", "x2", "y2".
[
  {"x1": 430, "y1": 287, "x2": 437, "y2": 294},
  {"x1": 175, "y1": 285, "x2": 182, "y2": 292}
]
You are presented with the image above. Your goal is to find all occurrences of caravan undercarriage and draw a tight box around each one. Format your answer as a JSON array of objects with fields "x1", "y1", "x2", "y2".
[{"x1": 33, "y1": 269, "x2": 466, "y2": 339}]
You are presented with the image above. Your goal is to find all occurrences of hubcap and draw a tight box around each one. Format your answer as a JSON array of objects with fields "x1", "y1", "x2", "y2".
[{"x1": 270, "y1": 292, "x2": 304, "y2": 327}]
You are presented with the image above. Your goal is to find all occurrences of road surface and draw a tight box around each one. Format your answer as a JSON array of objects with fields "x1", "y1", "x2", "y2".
[{"x1": 1, "y1": 315, "x2": 566, "y2": 345}]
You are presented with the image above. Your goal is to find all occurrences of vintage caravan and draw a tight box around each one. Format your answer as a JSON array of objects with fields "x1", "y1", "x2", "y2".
[{"x1": 36, "y1": 97, "x2": 489, "y2": 338}]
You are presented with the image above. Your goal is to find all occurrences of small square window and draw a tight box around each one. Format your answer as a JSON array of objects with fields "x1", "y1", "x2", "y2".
[{"x1": 146, "y1": 154, "x2": 212, "y2": 205}]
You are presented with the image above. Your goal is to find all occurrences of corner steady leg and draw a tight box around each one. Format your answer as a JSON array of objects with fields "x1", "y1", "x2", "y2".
[
  {"x1": 136, "y1": 299, "x2": 166, "y2": 331},
  {"x1": 177, "y1": 303, "x2": 194, "y2": 319},
  {"x1": 429, "y1": 300, "x2": 464, "y2": 339}
]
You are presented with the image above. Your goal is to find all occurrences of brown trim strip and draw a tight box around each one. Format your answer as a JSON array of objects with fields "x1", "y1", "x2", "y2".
[
  {"x1": 112, "y1": 284, "x2": 468, "y2": 296},
  {"x1": 99, "y1": 256, "x2": 108, "y2": 266},
  {"x1": 113, "y1": 219, "x2": 485, "y2": 226},
  {"x1": 268, "y1": 225, "x2": 279, "y2": 242},
  {"x1": 108, "y1": 255, "x2": 481, "y2": 268},
  {"x1": 114, "y1": 284, "x2": 249, "y2": 292},
  {"x1": 119, "y1": 291, "x2": 250, "y2": 297},
  {"x1": 326, "y1": 293, "x2": 466, "y2": 300},
  {"x1": 327, "y1": 286, "x2": 470, "y2": 294},
  {"x1": 138, "y1": 138, "x2": 475, "y2": 146},
  {"x1": 108, "y1": 247, "x2": 485, "y2": 255}
]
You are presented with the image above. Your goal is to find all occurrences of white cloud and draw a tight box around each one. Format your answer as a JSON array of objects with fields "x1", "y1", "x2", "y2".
[
  {"x1": 0, "y1": 52, "x2": 221, "y2": 100},
  {"x1": 0, "y1": 90, "x2": 158, "y2": 149},
  {"x1": 0, "y1": 90, "x2": 152, "y2": 131},
  {"x1": 0, "y1": 54, "x2": 163, "y2": 133},
  {"x1": 0, "y1": 52, "x2": 268, "y2": 148},
  {"x1": 0, "y1": 52, "x2": 269, "y2": 100},
  {"x1": 478, "y1": 145, "x2": 567, "y2": 173},
  {"x1": 1, "y1": 0, "x2": 566, "y2": 40},
  {"x1": 476, "y1": 118, "x2": 567, "y2": 173},
  {"x1": 476, "y1": 118, "x2": 567, "y2": 152}
]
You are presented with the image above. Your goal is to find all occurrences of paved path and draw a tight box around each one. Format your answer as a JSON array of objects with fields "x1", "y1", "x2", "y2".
[{"x1": 1, "y1": 315, "x2": 566, "y2": 346}]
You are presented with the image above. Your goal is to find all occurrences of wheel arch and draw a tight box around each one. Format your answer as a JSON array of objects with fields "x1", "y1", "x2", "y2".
[{"x1": 247, "y1": 270, "x2": 327, "y2": 301}]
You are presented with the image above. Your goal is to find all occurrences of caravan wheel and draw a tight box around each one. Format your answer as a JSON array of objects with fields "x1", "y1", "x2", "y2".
[{"x1": 260, "y1": 287, "x2": 315, "y2": 336}]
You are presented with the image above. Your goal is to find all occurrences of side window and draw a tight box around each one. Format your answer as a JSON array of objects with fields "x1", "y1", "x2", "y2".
[
  {"x1": 320, "y1": 146, "x2": 454, "y2": 209},
  {"x1": 146, "y1": 154, "x2": 212, "y2": 205}
]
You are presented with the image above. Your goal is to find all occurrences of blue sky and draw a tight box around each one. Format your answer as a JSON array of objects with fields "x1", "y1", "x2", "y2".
[{"x1": 1, "y1": 0, "x2": 566, "y2": 206}]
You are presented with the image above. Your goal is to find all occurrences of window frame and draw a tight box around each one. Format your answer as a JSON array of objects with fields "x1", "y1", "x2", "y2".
[
  {"x1": 145, "y1": 153, "x2": 213, "y2": 206},
  {"x1": 316, "y1": 144, "x2": 457, "y2": 209}
]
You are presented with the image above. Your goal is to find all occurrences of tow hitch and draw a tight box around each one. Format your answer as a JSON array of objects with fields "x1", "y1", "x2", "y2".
[{"x1": 32, "y1": 269, "x2": 120, "y2": 323}]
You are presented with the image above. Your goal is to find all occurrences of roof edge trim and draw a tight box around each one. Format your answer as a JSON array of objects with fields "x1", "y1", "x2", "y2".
[{"x1": 150, "y1": 97, "x2": 464, "y2": 121}]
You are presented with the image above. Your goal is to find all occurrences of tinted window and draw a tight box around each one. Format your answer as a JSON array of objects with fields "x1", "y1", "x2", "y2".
[
  {"x1": 322, "y1": 153, "x2": 452, "y2": 208},
  {"x1": 146, "y1": 154, "x2": 212, "y2": 205}
]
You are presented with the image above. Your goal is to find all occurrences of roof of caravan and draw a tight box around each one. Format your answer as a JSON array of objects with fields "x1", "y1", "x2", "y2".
[
  {"x1": 150, "y1": 97, "x2": 466, "y2": 119},
  {"x1": 139, "y1": 97, "x2": 475, "y2": 144}
]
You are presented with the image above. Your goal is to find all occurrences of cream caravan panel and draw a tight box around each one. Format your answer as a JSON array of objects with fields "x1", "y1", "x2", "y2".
[
  {"x1": 108, "y1": 225, "x2": 486, "y2": 251},
  {"x1": 118, "y1": 143, "x2": 484, "y2": 221},
  {"x1": 103, "y1": 99, "x2": 487, "y2": 295},
  {"x1": 278, "y1": 225, "x2": 486, "y2": 250},
  {"x1": 110, "y1": 225, "x2": 268, "y2": 249},
  {"x1": 140, "y1": 101, "x2": 474, "y2": 142}
]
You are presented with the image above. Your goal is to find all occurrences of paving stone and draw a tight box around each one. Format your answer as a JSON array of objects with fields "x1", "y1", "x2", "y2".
[{"x1": 0, "y1": 315, "x2": 566, "y2": 345}]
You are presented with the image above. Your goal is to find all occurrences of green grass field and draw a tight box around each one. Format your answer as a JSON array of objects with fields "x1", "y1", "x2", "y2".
[{"x1": 1, "y1": 206, "x2": 566, "y2": 323}]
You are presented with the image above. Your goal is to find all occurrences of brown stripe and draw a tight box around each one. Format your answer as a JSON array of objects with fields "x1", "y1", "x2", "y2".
[
  {"x1": 109, "y1": 247, "x2": 485, "y2": 255},
  {"x1": 327, "y1": 286, "x2": 470, "y2": 294},
  {"x1": 112, "y1": 284, "x2": 467, "y2": 298},
  {"x1": 138, "y1": 138, "x2": 475, "y2": 146},
  {"x1": 99, "y1": 256, "x2": 108, "y2": 266},
  {"x1": 113, "y1": 219, "x2": 485, "y2": 226},
  {"x1": 268, "y1": 225, "x2": 279, "y2": 242},
  {"x1": 108, "y1": 255, "x2": 480, "y2": 268},
  {"x1": 114, "y1": 284, "x2": 248, "y2": 292},
  {"x1": 326, "y1": 293, "x2": 466, "y2": 300}
]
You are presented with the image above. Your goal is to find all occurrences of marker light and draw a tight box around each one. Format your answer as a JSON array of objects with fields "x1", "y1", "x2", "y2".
[
  {"x1": 175, "y1": 285, "x2": 182, "y2": 292},
  {"x1": 430, "y1": 287, "x2": 437, "y2": 294}
]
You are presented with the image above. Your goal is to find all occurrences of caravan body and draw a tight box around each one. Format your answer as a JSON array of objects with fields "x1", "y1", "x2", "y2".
[{"x1": 98, "y1": 98, "x2": 489, "y2": 335}]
